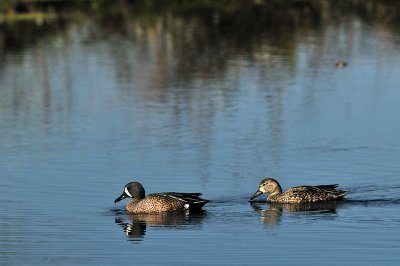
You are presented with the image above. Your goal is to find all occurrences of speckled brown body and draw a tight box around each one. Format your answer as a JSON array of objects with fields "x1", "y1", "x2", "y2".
[
  {"x1": 267, "y1": 185, "x2": 347, "y2": 203},
  {"x1": 250, "y1": 178, "x2": 348, "y2": 203},
  {"x1": 115, "y1": 182, "x2": 209, "y2": 214},
  {"x1": 126, "y1": 193, "x2": 189, "y2": 213}
]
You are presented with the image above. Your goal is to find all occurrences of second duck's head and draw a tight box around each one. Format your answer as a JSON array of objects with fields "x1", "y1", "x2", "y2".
[
  {"x1": 250, "y1": 178, "x2": 282, "y2": 201},
  {"x1": 114, "y1": 182, "x2": 146, "y2": 203}
]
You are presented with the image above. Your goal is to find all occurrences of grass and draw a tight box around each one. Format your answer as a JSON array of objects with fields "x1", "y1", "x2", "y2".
[{"x1": 0, "y1": 11, "x2": 57, "y2": 23}]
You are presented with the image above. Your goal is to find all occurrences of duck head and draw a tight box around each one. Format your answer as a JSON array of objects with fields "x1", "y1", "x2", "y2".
[
  {"x1": 250, "y1": 178, "x2": 282, "y2": 201},
  {"x1": 114, "y1": 182, "x2": 146, "y2": 203}
]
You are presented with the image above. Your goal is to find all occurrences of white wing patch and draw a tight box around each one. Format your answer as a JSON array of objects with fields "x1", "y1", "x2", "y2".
[{"x1": 184, "y1": 204, "x2": 190, "y2": 209}]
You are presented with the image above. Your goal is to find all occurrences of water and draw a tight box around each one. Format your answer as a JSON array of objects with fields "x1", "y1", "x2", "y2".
[{"x1": 1, "y1": 2, "x2": 400, "y2": 265}]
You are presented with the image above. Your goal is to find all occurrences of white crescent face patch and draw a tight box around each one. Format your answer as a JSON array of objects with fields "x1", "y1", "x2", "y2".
[{"x1": 124, "y1": 186, "x2": 133, "y2": 197}]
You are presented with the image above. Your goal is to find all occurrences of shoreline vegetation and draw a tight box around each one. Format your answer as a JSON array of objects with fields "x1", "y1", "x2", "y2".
[
  {"x1": 1, "y1": 0, "x2": 400, "y2": 22},
  {"x1": 1, "y1": 0, "x2": 399, "y2": 56}
]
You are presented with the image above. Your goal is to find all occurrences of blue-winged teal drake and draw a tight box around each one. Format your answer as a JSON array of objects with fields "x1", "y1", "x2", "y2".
[
  {"x1": 250, "y1": 178, "x2": 348, "y2": 203},
  {"x1": 114, "y1": 182, "x2": 209, "y2": 214}
]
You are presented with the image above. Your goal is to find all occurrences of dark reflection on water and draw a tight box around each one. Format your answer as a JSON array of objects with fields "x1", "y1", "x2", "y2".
[
  {"x1": 113, "y1": 209, "x2": 207, "y2": 243},
  {"x1": 250, "y1": 201, "x2": 341, "y2": 227},
  {"x1": 251, "y1": 201, "x2": 341, "y2": 213}
]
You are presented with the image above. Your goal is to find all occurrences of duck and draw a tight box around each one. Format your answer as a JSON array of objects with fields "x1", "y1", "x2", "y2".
[
  {"x1": 114, "y1": 182, "x2": 209, "y2": 214},
  {"x1": 250, "y1": 178, "x2": 348, "y2": 203}
]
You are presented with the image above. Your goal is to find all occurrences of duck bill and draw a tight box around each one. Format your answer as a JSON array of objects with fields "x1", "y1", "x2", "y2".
[
  {"x1": 250, "y1": 190, "x2": 263, "y2": 201},
  {"x1": 114, "y1": 192, "x2": 128, "y2": 203}
]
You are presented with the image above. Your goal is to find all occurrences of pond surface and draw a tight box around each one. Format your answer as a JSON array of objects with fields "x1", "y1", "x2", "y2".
[{"x1": 1, "y1": 2, "x2": 400, "y2": 265}]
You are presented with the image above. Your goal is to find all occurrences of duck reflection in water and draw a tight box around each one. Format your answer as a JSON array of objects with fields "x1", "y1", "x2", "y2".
[
  {"x1": 114, "y1": 209, "x2": 207, "y2": 243},
  {"x1": 250, "y1": 201, "x2": 343, "y2": 227}
]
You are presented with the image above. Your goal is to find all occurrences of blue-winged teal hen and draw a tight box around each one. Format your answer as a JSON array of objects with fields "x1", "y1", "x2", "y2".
[
  {"x1": 250, "y1": 178, "x2": 348, "y2": 203},
  {"x1": 114, "y1": 182, "x2": 209, "y2": 213}
]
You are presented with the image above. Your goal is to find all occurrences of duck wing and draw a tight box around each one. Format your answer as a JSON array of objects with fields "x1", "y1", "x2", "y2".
[
  {"x1": 162, "y1": 192, "x2": 209, "y2": 205},
  {"x1": 286, "y1": 185, "x2": 348, "y2": 201},
  {"x1": 314, "y1": 184, "x2": 339, "y2": 189},
  {"x1": 290, "y1": 184, "x2": 339, "y2": 192}
]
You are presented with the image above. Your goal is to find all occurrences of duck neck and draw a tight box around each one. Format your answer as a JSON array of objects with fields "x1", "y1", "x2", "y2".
[
  {"x1": 273, "y1": 183, "x2": 283, "y2": 195},
  {"x1": 268, "y1": 191, "x2": 281, "y2": 199},
  {"x1": 267, "y1": 184, "x2": 283, "y2": 200},
  {"x1": 267, "y1": 192, "x2": 281, "y2": 202}
]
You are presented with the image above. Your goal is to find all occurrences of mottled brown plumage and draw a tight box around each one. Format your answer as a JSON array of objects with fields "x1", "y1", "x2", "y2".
[
  {"x1": 250, "y1": 178, "x2": 348, "y2": 203},
  {"x1": 114, "y1": 182, "x2": 209, "y2": 214}
]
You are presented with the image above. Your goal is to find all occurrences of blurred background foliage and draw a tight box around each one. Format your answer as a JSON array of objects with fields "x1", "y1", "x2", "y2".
[
  {"x1": 1, "y1": 0, "x2": 399, "y2": 22},
  {"x1": 1, "y1": 0, "x2": 400, "y2": 58}
]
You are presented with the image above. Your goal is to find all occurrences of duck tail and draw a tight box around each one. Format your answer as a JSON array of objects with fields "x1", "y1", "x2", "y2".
[{"x1": 336, "y1": 190, "x2": 350, "y2": 199}]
